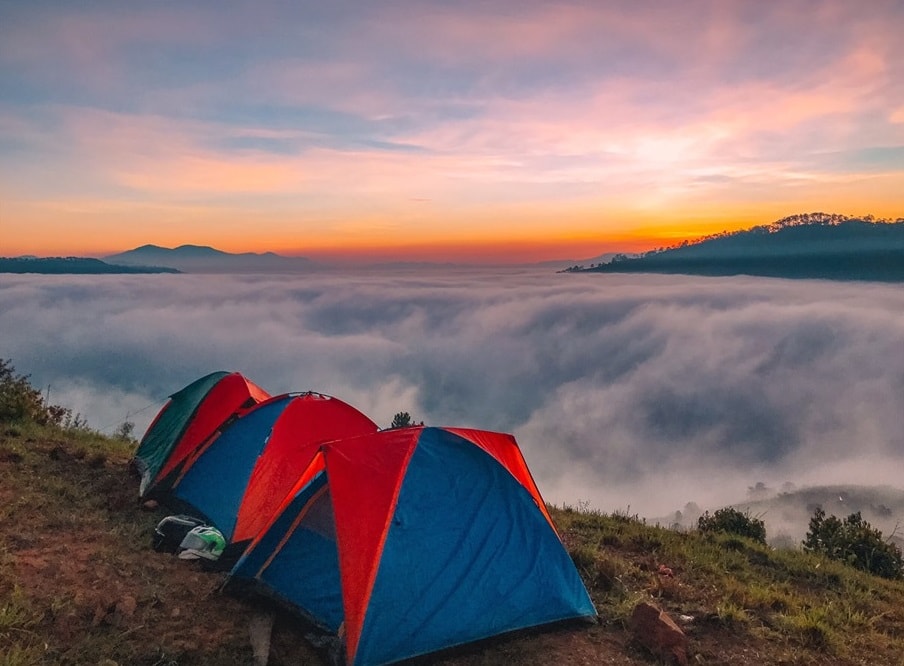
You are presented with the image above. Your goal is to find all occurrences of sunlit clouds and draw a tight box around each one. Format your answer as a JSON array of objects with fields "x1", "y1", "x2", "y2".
[{"x1": 1, "y1": 1, "x2": 903, "y2": 260}]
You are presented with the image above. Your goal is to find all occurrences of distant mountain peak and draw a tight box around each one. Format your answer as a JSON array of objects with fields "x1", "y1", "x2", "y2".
[
  {"x1": 167, "y1": 245, "x2": 229, "y2": 258},
  {"x1": 104, "y1": 244, "x2": 315, "y2": 273}
]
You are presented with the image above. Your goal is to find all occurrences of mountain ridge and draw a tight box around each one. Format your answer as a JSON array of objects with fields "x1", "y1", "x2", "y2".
[
  {"x1": 105, "y1": 245, "x2": 315, "y2": 273},
  {"x1": 566, "y1": 213, "x2": 904, "y2": 281}
]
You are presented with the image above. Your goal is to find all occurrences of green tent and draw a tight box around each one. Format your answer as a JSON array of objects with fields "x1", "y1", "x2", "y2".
[
  {"x1": 134, "y1": 370, "x2": 270, "y2": 499},
  {"x1": 134, "y1": 371, "x2": 229, "y2": 496}
]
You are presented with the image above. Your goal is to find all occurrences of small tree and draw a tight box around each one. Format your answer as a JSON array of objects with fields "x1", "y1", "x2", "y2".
[
  {"x1": 697, "y1": 506, "x2": 767, "y2": 544},
  {"x1": 389, "y1": 411, "x2": 412, "y2": 429},
  {"x1": 114, "y1": 420, "x2": 137, "y2": 443},
  {"x1": 803, "y1": 507, "x2": 903, "y2": 580}
]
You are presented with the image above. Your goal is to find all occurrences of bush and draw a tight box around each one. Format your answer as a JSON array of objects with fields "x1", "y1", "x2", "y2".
[
  {"x1": 0, "y1": 358, "x2": 72, "y2": 427},
  {"x1": 113, "y1": 420, "x2": 137, "y2": 443},
  {"x1": 0, "y1": 358, "x2": 47, "y2": 424},
  {"x1": 698, "y1": 506, "x2": 767, "y2": 544},
  {"x1": 803, "y1": 507, "x2": 903, "y2": 580}
]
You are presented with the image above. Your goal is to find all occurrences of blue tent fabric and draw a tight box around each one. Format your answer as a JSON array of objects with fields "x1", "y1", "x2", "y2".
[
  {"x1": 227, "y1": 426, "x2": 596, "y2": 666},
  {"x1": 231, "y1": 473, "x2": 345, "y2": 633},
  {"x1": 355, "y1": 428, "x2": 596, "y2": 665},
  {"x1": 171, "y1": 395, "x2": 293, "y2": 538}
]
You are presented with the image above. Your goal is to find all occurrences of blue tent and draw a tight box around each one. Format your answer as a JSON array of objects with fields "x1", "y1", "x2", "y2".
[
  {"x1": 165, "y1": 392, "x2": 377, "y2": 548},
  {"x1": 228, "y1": 426, "x2": 596, "y2": 666}
]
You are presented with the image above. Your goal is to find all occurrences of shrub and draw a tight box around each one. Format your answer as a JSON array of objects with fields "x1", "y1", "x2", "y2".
[
  {"x1": 698, "y1": 506, "x2": 767, "y2": 544},
  {"x1": 803, "y1": 507, "x2": 903, "y2": 580},
  {"x1": 113, "y1": 420, "x2": 137, "y2": 443},
  {"x1": 0, "y1": 358, "x2": 47, "y2": 424},
  {"x1": 0, "y1": 358, "x2": 72, "y2": 427}
]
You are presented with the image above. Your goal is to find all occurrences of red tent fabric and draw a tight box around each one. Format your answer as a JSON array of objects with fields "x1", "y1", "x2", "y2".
[
  {"x1": 167, "y1": 392, "x2": 380, "y2": 545},
  {"x1": 156, "y1": 373, "x2": 270, "y2": 483},
  {"x1": 138, "y1": 371, "x2": 270, "y2": 498},
  {"x1": 234, "y1": 393, "x2": 380, "y2": 543},
  {"x1": 228, "y1": 425, "x2": 597, "y2": 666}
]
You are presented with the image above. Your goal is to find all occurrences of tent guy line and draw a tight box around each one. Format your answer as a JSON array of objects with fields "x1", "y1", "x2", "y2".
[{"x1": 96, "y1": 398, "x2": 166, "y2": 436}]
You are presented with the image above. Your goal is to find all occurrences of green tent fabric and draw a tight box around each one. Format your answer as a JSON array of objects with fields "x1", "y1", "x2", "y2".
[{"x1": 134, "y1": 371, "x2": 229, "y2": 495}]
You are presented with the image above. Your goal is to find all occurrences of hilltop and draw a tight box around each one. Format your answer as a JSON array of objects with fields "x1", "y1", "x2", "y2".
[
  {"x1": 105, "y1": 245, "x2": 316, "y2": 273},
  {"x1": 566, "y1": 213, "x2": 904, "y2": 281},
  {"x1": 3, "y1": 423, "x2": 904, "y2": 665}
]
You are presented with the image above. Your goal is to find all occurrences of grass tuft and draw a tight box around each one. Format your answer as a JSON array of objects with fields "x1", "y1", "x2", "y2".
[{"x1": 778, "y1": 605, "x2": 836, "y2": 651}]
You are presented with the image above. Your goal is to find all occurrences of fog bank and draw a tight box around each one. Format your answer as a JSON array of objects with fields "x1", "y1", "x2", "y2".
[{"x1": 2, "y1": 269, "x2": 902, "y2": 518}]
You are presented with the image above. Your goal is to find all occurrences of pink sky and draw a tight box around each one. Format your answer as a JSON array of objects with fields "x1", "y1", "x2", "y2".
[{"x1": 1, "y1": 1, "x2": 902, "y2": 262}]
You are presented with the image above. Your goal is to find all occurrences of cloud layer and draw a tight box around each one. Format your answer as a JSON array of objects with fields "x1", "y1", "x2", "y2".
[{"x1": 2, "y1": 270, "x2": 902, "y2": 518}]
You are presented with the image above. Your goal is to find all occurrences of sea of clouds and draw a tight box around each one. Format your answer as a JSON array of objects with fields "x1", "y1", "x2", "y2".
[{"x1": 2, "y1": 268, "x2": 902, "y2": 519}]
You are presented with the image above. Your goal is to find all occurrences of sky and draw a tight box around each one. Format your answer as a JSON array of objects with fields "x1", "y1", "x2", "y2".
[
  {"x1": 1, "y1": 1, "x2": 903, "y2": 263},
  {"x1": 2, "y1": 270, "x2": 902, "y2": 529}
]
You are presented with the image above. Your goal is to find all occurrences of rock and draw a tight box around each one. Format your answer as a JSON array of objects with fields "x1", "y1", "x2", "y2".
[
  {"x1": 141, "y1": 499, "x2": 159, "y2": 511},
  {"x1": 630, "y1": 600, "x2": 689, "y2": 666}
]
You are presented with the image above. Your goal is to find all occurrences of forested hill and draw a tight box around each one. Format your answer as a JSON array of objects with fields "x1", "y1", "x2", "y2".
[
  {"x1": 567, "y1": 214, "x2": 904, "y2": 281},
  {"x1": 0, "y1": 256, "x2": 179, "y2": 274}
]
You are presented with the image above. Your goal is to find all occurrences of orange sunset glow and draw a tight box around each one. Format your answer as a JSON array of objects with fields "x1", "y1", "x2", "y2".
[{"x1": 2, "y1": 2, "x2": 903, "y2": 263}]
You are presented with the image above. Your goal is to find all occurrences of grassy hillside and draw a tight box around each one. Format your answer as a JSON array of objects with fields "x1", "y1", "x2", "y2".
[{"x1": 2, "y1": 424, "x2": 904, "y2": 665}]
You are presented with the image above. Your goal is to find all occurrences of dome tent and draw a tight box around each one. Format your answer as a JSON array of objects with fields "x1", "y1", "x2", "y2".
[
  {"x1": 227, "y1": 425, "x2": 597, "y2": 666},
  {"x1": 165, "y1": 392, "x2": 379, "y2": 554},
  {"x1": 134, "y1": 371, "x2": 270, "y2": 498}
]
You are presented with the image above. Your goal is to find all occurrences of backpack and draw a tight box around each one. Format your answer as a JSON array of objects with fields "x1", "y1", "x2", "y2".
[{"x1": 152, "y1": 514, "x2": 207, "y2": 554}]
